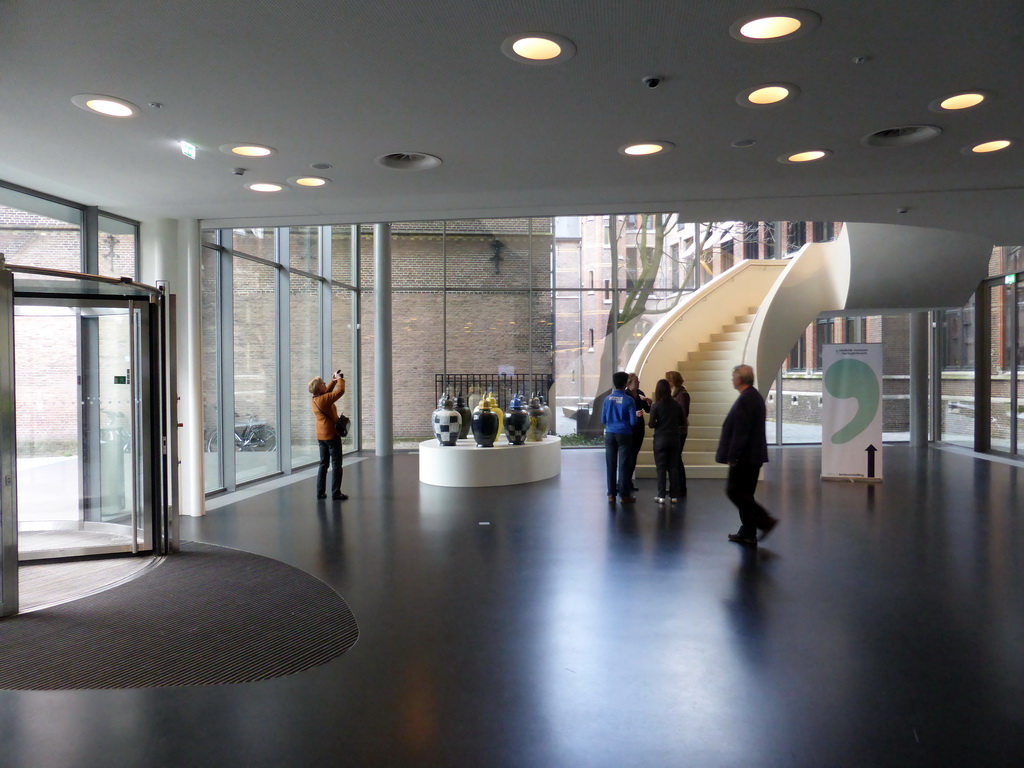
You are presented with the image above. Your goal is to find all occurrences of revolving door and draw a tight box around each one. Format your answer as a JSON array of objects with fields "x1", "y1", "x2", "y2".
[{"x1": 0, "y1": 260, "x2": 176, "y2": 616}]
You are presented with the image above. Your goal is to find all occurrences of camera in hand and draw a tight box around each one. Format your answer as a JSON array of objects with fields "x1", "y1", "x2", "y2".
[{"x1": 336, "y1": 369, "x2": 344, "y2": 379}]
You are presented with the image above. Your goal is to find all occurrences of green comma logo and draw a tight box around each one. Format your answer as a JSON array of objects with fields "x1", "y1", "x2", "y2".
[{"x1": 823, "y1": 358, "x2": 879, "y2": 444}]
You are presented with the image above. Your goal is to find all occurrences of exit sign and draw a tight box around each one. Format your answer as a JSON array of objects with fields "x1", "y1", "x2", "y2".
[
  {"x1": 1006, "y1": 274, "x2": 1017, "y2": 285},
  {"x1": 180, "y1": 140, "x2": 197, "y2": 159}
]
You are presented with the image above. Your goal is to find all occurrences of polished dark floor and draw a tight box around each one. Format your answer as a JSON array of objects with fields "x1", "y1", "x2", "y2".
[{"x1": 2, "y1": 446, "x2": 1024, "y2": 767}]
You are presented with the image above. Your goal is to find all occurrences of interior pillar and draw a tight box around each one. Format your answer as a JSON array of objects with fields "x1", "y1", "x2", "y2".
[
  {"x1": 374, "y1": 223, "x2": 393, "y2": 456},
  {"x1": 909, "y1": 311, "x2": 929, "y2": 446}
]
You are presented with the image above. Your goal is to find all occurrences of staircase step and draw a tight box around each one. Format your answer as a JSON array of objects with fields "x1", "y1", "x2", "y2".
[
  {"x1": 686, "y1": 349, "x2": 737, "y2": 362},
  {"x1": 709, "y1": 331, "x2": 747, "y2": 343}
]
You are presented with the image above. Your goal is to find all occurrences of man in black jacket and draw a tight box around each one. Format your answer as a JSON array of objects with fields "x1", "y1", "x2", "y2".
[{"x1": 716, "y1": 364, "x2": 778, "y2": 546}]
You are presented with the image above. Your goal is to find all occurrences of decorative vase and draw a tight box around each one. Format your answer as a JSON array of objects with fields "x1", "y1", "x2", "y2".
[
  {"x1": 454, "y1": 392, "x2": 472, "y2": 439},
  {"x1": 471, "y1": 399, "x2": 500, "y2": 447},
  {"x1": 484, "y1": 391, "x2": 504, "y2": 439},
  {"x1": 526, "y1": 393, "x2": 548, "y2": 442},
  {"x1": 431, "y1": 393, "x2": 461, "y2": 446},
  {"x1": 538, "y1": 394, "x2": 553, "y2": 437},
  {"x1": 504, "y1": 392, "x2": 530, "y2": 445}
]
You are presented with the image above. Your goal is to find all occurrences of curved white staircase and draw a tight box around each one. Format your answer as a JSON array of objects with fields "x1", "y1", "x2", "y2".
[{"x1": 626, "y1": 222, "x2": 993, "y2": 480}]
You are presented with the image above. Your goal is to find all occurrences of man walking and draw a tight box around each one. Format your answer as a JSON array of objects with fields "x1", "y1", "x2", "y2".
[
  {"x1": 716, "y1": 364, "x2": 777, "y2": 545},
  {"x1": 602, "y1": 371, "x2": 637, "y2": 503}
]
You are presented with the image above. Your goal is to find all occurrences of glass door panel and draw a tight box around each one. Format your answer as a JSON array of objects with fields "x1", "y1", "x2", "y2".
[{"x1": 14, "y1": 302, "x2": 148, "y2": 560}]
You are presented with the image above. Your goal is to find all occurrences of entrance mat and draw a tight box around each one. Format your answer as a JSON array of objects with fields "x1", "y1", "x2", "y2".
[{"x1": 0, "y1": 542, "x2": 358, "y2": 689}]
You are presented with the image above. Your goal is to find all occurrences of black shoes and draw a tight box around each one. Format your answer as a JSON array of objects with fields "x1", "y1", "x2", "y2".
[
  {"x1": 759, "y1": 516, "x2": 779, "y2": 542},
  {"x1": 620, "y1": 496, "x2": 637, "y2": 504},
  {"x1": 316, "y1": 494, "x2": 327, "y2": 500},
  {"x1": 728, "y1": 533, "x2": 758, "y2": 546},
  {"x1": 332, "y1": 493, "x2": 348, "y2": 500}
]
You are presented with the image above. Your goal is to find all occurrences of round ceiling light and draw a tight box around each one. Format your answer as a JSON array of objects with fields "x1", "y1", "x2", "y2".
[
  {"x1": 71, "y1": 94, "x2": 140, "y2": 118},
  {"x1": 967, "y1": 139, "x2": 1012, "y2": 154},
  {"x1": 929, "y1": 91, "x2": 989, "y2": 113},
  {"x1": 861, "y1": 125, "x2": 941, "y2": 148},
  {"x1": 290, "y1": 176, "x2": 331, "y2": 187},
  {"x1": 619, "y1": 141, "x2": 675, "y2": 156},
  {"x1": 246, "y1": 182, "x2": 285, "y2": 192},
  {"x1": 778, "y1": 149, "x2": 832, "y2": 164},
  {"x1": 501, "y1": 33, "x2": 577, "y2": 64},
  {"x1": 730, "y1": 9, "x2": 821, "y2": 42},
  {"x1": 737, "y1": 83, "x2": 800, "y2": 107},
  {"x1": 375, "y1": 152, "x2": 443, "y2": 171},
  {"x1": 220, "y1": 143, "x2": 277, "y2": 157}
]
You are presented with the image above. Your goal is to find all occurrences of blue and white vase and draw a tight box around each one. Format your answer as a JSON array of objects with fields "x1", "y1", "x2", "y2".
[
  {"x1": 505, "y1": 392, "x2": 530, "y2": 445},
  {"x1": 431, "y1": 393, "x2": 461, "y2": 446}
]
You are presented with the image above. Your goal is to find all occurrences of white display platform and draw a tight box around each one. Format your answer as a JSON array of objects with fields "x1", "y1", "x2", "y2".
[{"x1": 419, "y1": 436, "x2": 561, "y2": 487}]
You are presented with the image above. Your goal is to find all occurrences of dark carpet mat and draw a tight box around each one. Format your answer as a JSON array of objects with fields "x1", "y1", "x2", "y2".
[{"x1": 0, "y1": 542, "x2": 358, "y2": 690}]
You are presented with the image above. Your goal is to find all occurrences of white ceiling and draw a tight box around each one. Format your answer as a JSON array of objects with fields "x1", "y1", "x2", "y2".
[{"x1": 1, "y1": 0, "x2": 1022, "y2": 243}]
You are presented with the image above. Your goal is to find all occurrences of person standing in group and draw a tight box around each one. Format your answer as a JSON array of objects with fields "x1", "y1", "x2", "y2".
[
  {"x1": 716, "y1": 364, "x2": 777, "y2": 545},
  {"x1": 624, "y1": 373, "x2": 651, "y2": 494},
  {"x1": 309, "y1": 370, "x2": 347, "y2": 501},
  {"x1": 665, "y1": 370, "x2": 690, "y2": 496},
  {"x1": 647, "y1": 378, "x2": 684, "y2": 503},
  {"x1": 602, "y1": 371, "x2": 637, "y2": 503}
]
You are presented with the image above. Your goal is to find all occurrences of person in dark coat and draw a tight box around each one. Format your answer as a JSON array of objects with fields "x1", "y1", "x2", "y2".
[
  {"x1": 624, "y1": 373, "x2": 651, "y2": 493},
  {"x1": 665, "y1": 370, "x2": 690, "y2": 495},
  {"x1": 647, "y1": 378, "x2": 683, "y2": 503},
  {"x1": 716, "y1": 364, "x2": 777, "y2": 545}
]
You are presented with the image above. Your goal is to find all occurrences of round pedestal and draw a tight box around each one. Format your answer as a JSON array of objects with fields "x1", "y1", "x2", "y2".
[{"x1": 418, "y1": 436, "x2": 561, "y2": 487}]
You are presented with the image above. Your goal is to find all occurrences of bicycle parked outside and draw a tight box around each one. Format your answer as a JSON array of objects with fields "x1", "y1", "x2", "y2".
[{"x1": 204, "y1": 413, "x2": 277, "y2": 452}]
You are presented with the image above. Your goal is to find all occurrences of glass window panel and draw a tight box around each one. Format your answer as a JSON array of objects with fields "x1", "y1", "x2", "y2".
[
  {"x1": 289, "y1": 226, "x2": 319, "y2": 274},
  {"x1": 97, "y1": 214, "x2": 137, "y2": 280},
  {"x1": 550, "y1": 287, "x2": 616, "y2": 442},
  {"x1": 359, "y1": 292, "x2": 376, "y2": 451},
  {"x1": 938, "y1": 302, "x2": 976, "y2": 447},
  {"x1": 443, "y1": 220, "x2": 533, "y2": 291},
  {"x1": 201, "y1": 245, "x2": 222, "y2": 491},
  {"x1": 782, "y1": 320, "x2": 823, "y2": 444},
  {"x1": 0, "y1": 191, "x2": 82, "y2": 271},
  {"x1": 231, "y1": 227, "x2": 276, "y2": 262},
  {"x1": 991, "y1": 284, "x2": 1012, "y2": 451},
  {"x1": 331, "y1": 225, "x2": 354, "y2": 286},
  {"x1": 553, "y1": 216, "x2": 585, "y2": 290},
  {"x1": 529, "y1": 217, "x2": 556, "y2": 290},
  {"x1": 233, "y1": 259, "x2": 279, "y2": 483},
  {"x1": 880, "y1": 315, "x2": 910, "y2": 443},
  {"x1": 331, "y1": 288, "x2": 355, "y2": 451},
  {"x1": 393, "y1": 291, "x2": 446, "y2": 449},
  {"x1": 358, "y1": 225, "x2": 375, "y2": 290},
  {"x1": 444, "y1": 291, "x2": 533, "y2": 415},
  {"x1": 1017, "y1": 281, "x2": 1024, "y2": 456},
  {"x1": 290, "y1": 274, "x2": 321, "y2": 468},
  {"x1": 391, "y1": 222, "x2": 444, "y2": 289}
]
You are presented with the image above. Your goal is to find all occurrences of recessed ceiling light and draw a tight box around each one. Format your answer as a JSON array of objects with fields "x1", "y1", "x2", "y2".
[
  {"x1": 290, "y1": 176, "x2": 331, "y2": 187},
  {"x1": 929, "y1": 91, "x2": 990, "y2": 112},
  {"x1": 730, "y1": 9, "x2": 820, "y2": 42},
  {"x1": 862, "y1": 125, "x2": 941, "y2": 148},
  {"x1": 71, "y1": 94, "x2": 140, "y2": 118},
  {"x1": 731, "y1": 139, "x2": 757, "y2": 148},
  {"x1": 220, "y1": 143, "x2": 277, "y2": 157},
  {"x1": 501, "y1": 33, "x2": 576, "y2": 64},
  {"x1": 778, "y1": 149, "x2": 832, "y2": 164},
  {"x1": 737, "y1": 83, "x2": 800, "y2": 107},
  {"x1": 968, "y1": 139, "x2": 1012, "y2": 154},
  {"x1": 246, "y1": 182, "x2": 285, "y2": 192},
  {"x1": 375, "y1": 152, "x2": 443, "y2": 170},
  {"x1": 619, "y1": 141, "x2": 675, "y2": 156},
  {"x1": 310, "y1": 163, "x2": 333, "y2": 170}
]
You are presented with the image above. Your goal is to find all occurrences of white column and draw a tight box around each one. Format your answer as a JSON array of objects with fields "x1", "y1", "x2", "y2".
[
  {"x1": 909, "y1": 311, "x2": 929, "y2": 447},
  {"x1": 140, "y1": 218, "x2": 205, "y2": 516}
]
